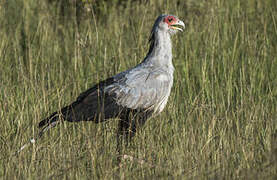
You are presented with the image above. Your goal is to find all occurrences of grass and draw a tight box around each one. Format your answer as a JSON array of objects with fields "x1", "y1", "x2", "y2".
[{"x1": 0, "y1": 0, "x2": 276, "y2": 179}]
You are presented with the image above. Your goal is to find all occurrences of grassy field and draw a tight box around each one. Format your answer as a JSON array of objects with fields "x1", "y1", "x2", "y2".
[{"x1": 0, "y1": 0, "x2": 276, "y2": 179}]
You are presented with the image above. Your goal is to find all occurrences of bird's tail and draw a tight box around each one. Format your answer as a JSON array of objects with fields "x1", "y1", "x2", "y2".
[
  {"x1": 38, "y1": 102, "x2": 78, "y2": 128},
  {"x1": 16, "y1": 112, "x2": 61, "y2": 154},
  {"x1": 38, "y1": 111, "x2": 60, "y2": 128},
  {"x1": 17, "y1": 102, "x2": 79, "y2": 154},
  {"x1": 37, "y1": 112, "x2": 60, "y2": 137}
]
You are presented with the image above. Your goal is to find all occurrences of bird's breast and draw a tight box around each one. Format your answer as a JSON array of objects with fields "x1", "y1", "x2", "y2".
[{"x1": 155, "y1": 76, "x2": 173, "y2": 113}]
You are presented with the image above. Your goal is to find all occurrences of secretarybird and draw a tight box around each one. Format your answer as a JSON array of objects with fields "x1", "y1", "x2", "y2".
[{"x1": 18, "y1": 14, "x2": 185, "y2": 153}]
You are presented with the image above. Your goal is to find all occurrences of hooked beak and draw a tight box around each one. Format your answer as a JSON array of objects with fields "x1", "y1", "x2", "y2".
[{"x1": 170, "y1": 19, "x2": 185, "y2": 32}]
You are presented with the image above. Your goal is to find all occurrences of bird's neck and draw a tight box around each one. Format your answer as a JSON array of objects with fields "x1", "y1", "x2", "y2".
[{"x1": 145, "y1": 30, "x2": 174, "y2": 69}]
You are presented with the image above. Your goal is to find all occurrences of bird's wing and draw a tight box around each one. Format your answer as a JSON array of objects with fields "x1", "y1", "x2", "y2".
[
  {"x1": 105, "y1": 67, "x2": 173, "y2": 113},
  {"x1": 38, "y1": 76, "x2": 119, "y2": 127},
  {"x1": 67, "y1": 76, "x2": 121, "y2": 121}
]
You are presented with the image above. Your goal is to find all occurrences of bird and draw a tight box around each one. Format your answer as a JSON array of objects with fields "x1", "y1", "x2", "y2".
[{"x1": 18, "y1": 14, "x2": 185, "y2": 154}]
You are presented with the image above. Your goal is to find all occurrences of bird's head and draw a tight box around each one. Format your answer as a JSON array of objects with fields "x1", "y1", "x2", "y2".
[
  {"x1": 147, "y1": 14, "x2": 185, "y2": 56},
  {"x1": 154, "y1": 14, "x2": 185, "y2": 35}
]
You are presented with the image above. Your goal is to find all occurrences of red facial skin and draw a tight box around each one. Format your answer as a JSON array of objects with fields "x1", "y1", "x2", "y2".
[{"x1": 163, "y1": 16, "x2": 178, "y2": 26}]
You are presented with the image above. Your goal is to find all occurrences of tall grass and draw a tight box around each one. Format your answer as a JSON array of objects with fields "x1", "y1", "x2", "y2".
[{"x1": 0, "y1": 0, "x2": 276, "y2": 179}]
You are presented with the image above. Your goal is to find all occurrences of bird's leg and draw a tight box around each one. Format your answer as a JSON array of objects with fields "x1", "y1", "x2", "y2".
[
  {"x1": 116, "y1": 118, "x2": 130, "y2": 159},
  {"x1": 116, "y1": 111, "x2": 137, "y2": 152},
  {"x1": 116, "y1": 110, "x2": 151, "y2": 164}
]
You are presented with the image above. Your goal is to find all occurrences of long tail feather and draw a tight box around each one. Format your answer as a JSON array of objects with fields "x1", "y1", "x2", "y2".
[
  {"x1": 16, "y1": 118, "x2": 60, "y2": 154},
  {"x1": 17, "y1": 138, "x2": 36, "y2": 154},
  {"x1": 38, "y1": 112, "x2": 59, "y2": 128}
]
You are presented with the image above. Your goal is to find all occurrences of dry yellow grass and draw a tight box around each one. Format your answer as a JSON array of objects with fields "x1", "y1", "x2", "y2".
[{"x1": 0, "y1": 0, "x2": 276, "y2": 179}]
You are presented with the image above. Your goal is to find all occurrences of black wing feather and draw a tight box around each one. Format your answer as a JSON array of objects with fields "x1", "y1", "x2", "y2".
[{"x1": 38, "y1": 77, "x2": 120, "y2": 128}]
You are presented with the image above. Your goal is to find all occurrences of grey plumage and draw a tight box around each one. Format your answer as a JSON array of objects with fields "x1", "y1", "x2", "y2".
[{"x1": 34, "y1": 14, "x2": 185, "y2": 151}]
